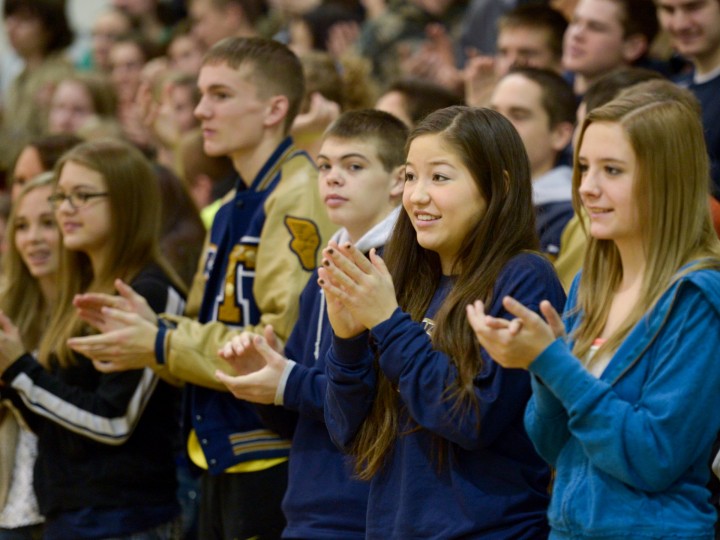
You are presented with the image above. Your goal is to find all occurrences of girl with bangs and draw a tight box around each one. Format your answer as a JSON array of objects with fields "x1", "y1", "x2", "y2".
[
  {"x1": 0, "y1": 139, "x2": 185, "y2": 540},
  {"x1": 319, "y1": 106, "x2": 566, "y2": 539},
  {"x1": 470, "y1": 93, "x2": 720, "y2": 539}
]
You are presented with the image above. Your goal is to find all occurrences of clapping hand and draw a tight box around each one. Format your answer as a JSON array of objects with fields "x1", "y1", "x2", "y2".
[
  {"x1": 318, "y1": 241, "x2": 398, "y2": 337},
  {"x1": 466, "y1": 297, "x2": 565, "y2": 370}
]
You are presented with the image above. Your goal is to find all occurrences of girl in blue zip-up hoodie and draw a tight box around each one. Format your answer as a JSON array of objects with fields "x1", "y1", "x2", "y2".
[
  {"x1": 469, "y1": 90, "x2": 720, "y2": 539},
  {"x1": 319, "y1": 106, "x2": 566, "y2": 539}
]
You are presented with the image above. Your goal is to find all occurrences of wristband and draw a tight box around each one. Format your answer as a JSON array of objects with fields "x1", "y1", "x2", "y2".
[{"x1": 154, "y1": 318, "x2": 175, "y2": 366}]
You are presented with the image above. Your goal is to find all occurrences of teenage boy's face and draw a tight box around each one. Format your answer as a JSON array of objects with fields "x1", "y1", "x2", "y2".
[
  {"x1": 562, "y1": 0, "x2": 628, "y2": 78},
  {"x1": 190, "y1": 0, "x2": 238, "y2": 49},
  {"x1": 656, "y1": 0, "x2": 720, "y2": 64},
  {"x1": 195, "y1": 62, "x2": 269, "y2": 159},
  {"x1": 496, "y1": 26, "x2": 560, "y2": 76},
  {"x1": 316, "y1": 137, "x2": 400, "y2": 242},
  {"x1": 490, "y1": 74, "x2": 559, "y2": 179}
]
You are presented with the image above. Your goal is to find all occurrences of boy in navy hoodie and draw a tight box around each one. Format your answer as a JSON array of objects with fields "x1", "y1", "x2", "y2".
[
  {"x1": 214, "y1": 109, "x2": 408, "y2": 539},
  {"x1": 490, "y1": 67, "x2": 576, "y2": 257}
]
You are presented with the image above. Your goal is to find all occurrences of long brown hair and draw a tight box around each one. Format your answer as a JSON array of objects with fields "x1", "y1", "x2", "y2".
[
  {"x1": 38, "y1": 139, "x2": 184, "y2": 368},
  {"x1": 350, "y1": 106, "x2": 538, "y2": 478},
  {"x1": 571, "y1": 93, "x2": 720, "y2": 362}
]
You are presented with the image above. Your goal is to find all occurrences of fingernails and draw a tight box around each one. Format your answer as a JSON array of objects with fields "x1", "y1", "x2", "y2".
[
  {"x1": 327, "y1": 248, "x2": 334, "y2": 255},
  {"x1": 318, "y1": 279, "x2": 325, "y2": 285},
  {"x1": 344, "y1": 242, "x2": 352, "y2": 249},
  {"x1": 323, "y1": 259, "x2": 330, "y2": 266}
]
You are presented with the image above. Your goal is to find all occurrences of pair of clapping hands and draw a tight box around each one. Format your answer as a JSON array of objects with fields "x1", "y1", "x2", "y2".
[
  {"x1": 68, "y1": 241, "x2": 400, "y2": 402},
  {"x1": 317, "y1": 242, "x2": 566, "y2": 369},
  {"x1": 69, "y1": 242, "x2": 565, "y2": 403}
]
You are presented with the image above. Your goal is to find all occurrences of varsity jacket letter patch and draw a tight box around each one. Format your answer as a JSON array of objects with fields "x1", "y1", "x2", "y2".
[{"x1": 284, "y1": 216, "x2": 321, "y2": 272}]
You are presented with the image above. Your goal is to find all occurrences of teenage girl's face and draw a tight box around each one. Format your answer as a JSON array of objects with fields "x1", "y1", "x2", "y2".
[
  {"x1": 54, "y1": 161, "x2": 112, "y2": 264},
  {"x1": 403, "y1": 133, "x2": 488, "y2": 275},
  {"x1": 15, "y1": 185, "x2": 60, "y2": 280},
  {"x1": 577, "y1": 121, "x2": 640, "y2": 245}
]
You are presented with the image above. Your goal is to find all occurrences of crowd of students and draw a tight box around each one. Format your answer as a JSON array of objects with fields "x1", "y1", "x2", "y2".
[{"x1": 1, "y1": 0, "x2": 720, "y2": 539}]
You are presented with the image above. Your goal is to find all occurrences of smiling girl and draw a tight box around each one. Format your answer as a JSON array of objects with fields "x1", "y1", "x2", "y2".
[
  {"x1": 0, "y1": 173, "x2": 57, "y2": 539},
  {"x1": 0, "y1": 139, "x2": 186, "y2": 539},
  {"x1": 469, "y1": 93, "x2": 720, "y2": 539},
  {"x1": 319, "y1": 106, "x2": 566, "y2": 539}
]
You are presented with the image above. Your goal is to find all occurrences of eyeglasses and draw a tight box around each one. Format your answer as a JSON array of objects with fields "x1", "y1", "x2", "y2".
[{"x1": 48, "y1": 191, "x2": 109, "y2": 211}]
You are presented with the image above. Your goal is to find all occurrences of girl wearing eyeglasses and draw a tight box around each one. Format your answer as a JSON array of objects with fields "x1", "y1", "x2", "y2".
[{"x1": 0, "y1": 139, "x2": 186, "y2": 539}]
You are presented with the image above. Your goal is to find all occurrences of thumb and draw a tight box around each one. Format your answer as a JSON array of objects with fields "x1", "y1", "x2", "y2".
[
  {"x1": 540, "y1": 300, "x2": 565, "y2": 338},
  {"x1": 254, "y1": 335, "x2": 277, "y2": 361},
  {"x1": 370, "y1": 248, "x2": 389, "y2": 273},
  {"x1": 214, "y1": 369, "x2": 237, "y2": 389},
  {"x1": 502, "y1": 296, "x2": 538, "y2": 324},
  {"x1": 263, "y1": 325, "x2": 281, "y2": 353},
  {"x1": 115, "y1": 279, "x2": 141, "y2": 305},
  {"x1": 253, "y1": 335, "x2": 289, "y2": 370}
]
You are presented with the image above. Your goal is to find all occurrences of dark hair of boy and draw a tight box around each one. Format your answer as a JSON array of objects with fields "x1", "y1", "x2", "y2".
[
  {"x1": 583, "y1": 66, "x2": 664, "y2": 113},
  {"x1": 3, "y1": 0, "x2": 74, "y2": 53},
  {"x1": 203, "y1": 36, "x2": 305, "y2": 133},
  {"x1": 323, "y1": 109, "x2": 409, "y2": 172},
  {"x1": 615, "y1": 0, "x2": 659, "y2": 46},
  {"x1": 301, "y1": 3, "x2": 364, "y2": 51},
  {"x1": 209, "y1": 0, "x2": 268, "y2": 26},
  {"x1": 507, "y1": 66, "x2": 576, "y2": 127},
  {"x1": 382, "y1": 78, "x2": 464, "y2": 126},
  {"x1": 114, "y1": 31, "x2": 165, "y2": 64},
  {"x1": 499, "y1": 4, "x2": 569, "y2": 62},
  {"x1": 28, "y1": 133, "x2": 84, "y2": 171}
]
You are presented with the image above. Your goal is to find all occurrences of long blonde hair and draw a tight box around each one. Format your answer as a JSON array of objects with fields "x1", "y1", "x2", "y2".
[
  {"x1": 38, "y1": 139, "x2": 183, "y2": 368},
  {"x1": 0, "y1": 173, "x2": 58, "y2": 351},
  {"x1": 572, "y1": 93, "x2": 720, "y2": 360}
]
